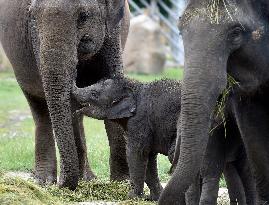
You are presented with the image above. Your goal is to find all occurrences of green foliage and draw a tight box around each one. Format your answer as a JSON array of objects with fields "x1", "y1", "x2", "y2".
[
  {"x1": 47, "y1": 180, "x2": 131, "y2": 202},
  {"x1": 0, "y1": 176, "x2": 61, "y2": 205},
  {"x1": 0, "y1": 175, "x2": 155, "y2": 205},
  {"x1": 210, "y1": 74, "x2": 239, "y2": 136},
  {"x1": 127, "y1": 67, "x2": 183, "y2": 82}
]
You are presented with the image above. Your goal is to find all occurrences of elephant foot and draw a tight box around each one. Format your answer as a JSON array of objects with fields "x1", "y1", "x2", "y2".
[
  {"x1": 159, "y1": 191, "x2": 186, "y2": 205},
  {"x1": 58, "y1": 172, "x2": 79, "y2": 191},
  {"x1": 128, "y1": 189, "x2": 144, "y2": 199},
  {"x1": 33, "y1": 169, "x2": 57, "y2": 186},
  {"x1": 146, "y1": 185, "x2": 163, "y2": 201},
  {"x1": 82, "y1": 168, "x2": 97, "y2": 181},
  {"x1": 230, "y1": 201, "x2": 238, "y2": 205},
  {"x1": 145, "y1": 193, "x2": 160, "y2": 201},
  {"x1": 34, "y1": 173, "x2": 57, "y2": 186},
  {"x1": 257, "y1": 199, "x2": 269, "y2": 205}
]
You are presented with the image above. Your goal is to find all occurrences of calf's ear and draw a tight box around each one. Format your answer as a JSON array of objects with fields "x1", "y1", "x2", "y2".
[
  {"x1": 105, "y1": 0, "x2": 125, "y2": 33},
  {"x1": 107, "y1": 88, "x2": 136, "y2": 119}
]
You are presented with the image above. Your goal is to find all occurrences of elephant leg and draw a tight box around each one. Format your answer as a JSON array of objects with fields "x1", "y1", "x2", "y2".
[
  {"x1": 185, "y1": 174, "x2": 201, "y2": 205},
  {"x1": 145, "y1": 153, "x2": 163, "y2": 201},
  {"x1": 232, "y1": 100, "x2": 269, "y2": 201},
  {"x1": 200, "y1": 177, "x2": 220, "y2": 205},
  {"x1": 224, "y1": 162, "x2": 246, "y2": 205},
  {"x1": 168, "y1": 139, "x2": 176, "y2": 164},
  {"x1": 200, "y1": 124, "x2": 225, "y2": 205},
  {"x1": 234, "y1": 158, "x2": 257, "y2": 205},
  {"x1": 104, "y1": 120, "x2": 129, "y2": 181},
  {"x1": 71, "y1": 106, "x2": 96, "y2": 181},
  {"x1": 24, "y1": 92, "x2": 57, "y2": 185},
  {"x1": 126, "y1": 145, "x2": 148, "y2": 199}
]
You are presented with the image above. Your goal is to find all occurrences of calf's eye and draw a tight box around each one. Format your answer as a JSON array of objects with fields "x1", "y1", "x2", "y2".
[
  {"x1": 228, "y1": 27, "x2": 244, "y2": 47},
  {"x1": 112, "y1": 100, "x2": 118, "y2": 105},
  {"x1": 90, "y1": 90, "x2": 99, "y2": 99}
]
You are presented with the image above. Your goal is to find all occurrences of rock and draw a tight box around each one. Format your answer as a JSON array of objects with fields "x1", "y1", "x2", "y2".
[{"x1": 123, "y1": 14, "x2": 166, "y2": 74}]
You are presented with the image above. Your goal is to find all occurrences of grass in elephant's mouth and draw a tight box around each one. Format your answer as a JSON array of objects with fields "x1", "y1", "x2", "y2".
[
  {"x1": 0, "y1": 173, "x2": 154, "y2": 205},
  {"x1": 210, "y1": 74, "x2": 239, "y2": 135}
]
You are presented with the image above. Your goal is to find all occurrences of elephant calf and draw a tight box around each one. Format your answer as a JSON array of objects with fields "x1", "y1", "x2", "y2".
[
  {"x1": 72, "y1": 77, "x2": 255, "y2": 203},
  {"x1": 73, "y1": 77, "x2": 180, "y2": 200}
]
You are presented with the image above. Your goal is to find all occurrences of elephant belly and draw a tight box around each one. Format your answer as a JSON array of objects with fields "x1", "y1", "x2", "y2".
[
  {"x1": 6, "y1": 43, "x2": 44, "y2": 98},
  {"x1": 151, "y1": 133, "x2": 174, "y2": 157},
  {"x1": 16, "y1": 72, "x2": 44, "y2": 98},
  {"x1": 0, "y1": 0, "x2": 44, "y2": 98}
]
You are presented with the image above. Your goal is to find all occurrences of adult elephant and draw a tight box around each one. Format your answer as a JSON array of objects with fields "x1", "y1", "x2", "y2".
[
  {"x1": 0, "y1": 0, "x2": 130, "y2": 190},
  {"x1": 159, "y1": 0, "x2": 269, "y2": 204}
]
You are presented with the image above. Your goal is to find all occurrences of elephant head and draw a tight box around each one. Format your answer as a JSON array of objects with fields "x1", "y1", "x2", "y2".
[
  {"x1": 72, "y1": 79, "x2": 137, "y2": 120},
  {"x1": 28, "y1": 0, "x2": 127, "y2": 190},
  {"x1": 159, "y1": 0, "x2": 269, "y2": 203}
]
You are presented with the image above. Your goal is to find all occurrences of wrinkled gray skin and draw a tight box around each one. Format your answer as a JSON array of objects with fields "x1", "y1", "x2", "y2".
[
  {"x1": 72, "y1": 78, "x2": 256, "y2": 203},
  {"x1": 170, "y1": 102, "x2": 256, "y2": 205},
  {"x1": 159, "y1": 0, "x2": 269, "y2": 204},
  {"x1": 0, "y1": 0, "x2": 130, "y2": 190},
  {"x1": 73, "y1": 78, "x2": 181, "y2": 201}
]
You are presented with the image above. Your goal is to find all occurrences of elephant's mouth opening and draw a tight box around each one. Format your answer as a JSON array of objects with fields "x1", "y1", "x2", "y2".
[
  {"x1": 75, "y1": 54, "x2": 108, "y2": 89},
  {"x1": 76, "y1": 103, "x2": 107, "y2": 120}
]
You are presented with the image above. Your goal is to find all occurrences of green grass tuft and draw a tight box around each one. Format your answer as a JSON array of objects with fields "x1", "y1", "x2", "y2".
[
  {"x1": 0, "y1": 174, "x2": 155, "y2": 205},
  {"x1": 47, "y1": 180, "x2": 131, "y2": 202},
  {"x1": 211, "y1": 74, "x2": 239, "y2": 136},
  {"x1": 127, "y1": 67, "x2": 183, "y2": 82},
  {"x1": 0, "y1": 176, "x2": 61, "y2": 205}
]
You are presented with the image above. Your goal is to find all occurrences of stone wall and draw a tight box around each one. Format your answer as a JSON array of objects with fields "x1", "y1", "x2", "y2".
[{"x1": 123, "y1": 14, "x2": 166, "y2": 74}]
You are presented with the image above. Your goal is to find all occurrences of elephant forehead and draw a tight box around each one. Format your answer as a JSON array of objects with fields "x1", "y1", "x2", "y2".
[{"x1": 181, "y1": 0, "x2": 243, "y2": 26}]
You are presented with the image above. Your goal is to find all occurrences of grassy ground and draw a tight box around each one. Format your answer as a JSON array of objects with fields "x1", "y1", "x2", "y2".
[
  {"x1": 0, "y1": 171, "x2": 155, "y2": 205},
  {"x1": 0, "y1": 68, "x2": 183, "y2": 181}
]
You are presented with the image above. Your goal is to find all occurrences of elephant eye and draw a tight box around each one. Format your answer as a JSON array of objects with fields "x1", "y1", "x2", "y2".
[
  {"x1": 90, "y1": 90, "x2": 99, "y2": 99},
  {"x1": 111, "y1": 99, "x2": 119, "y2": 105},
  {"x1": 228, "y1": 27, "x2": 243, "y2": 45},
  {"x1": 78, "y1": 11, "x2": 90, "y2": 27}
]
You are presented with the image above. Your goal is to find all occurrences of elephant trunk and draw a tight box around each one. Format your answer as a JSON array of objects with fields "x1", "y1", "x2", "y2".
[
  {"x1": 38, "y1": 9, "x2": 79, "y2": 190},
  {"x1": 72, "y1": 84, "x2": 95, "y2": 104},
  {"x1": 159, "y1": 50, "x2": 227, "y2": 204}
]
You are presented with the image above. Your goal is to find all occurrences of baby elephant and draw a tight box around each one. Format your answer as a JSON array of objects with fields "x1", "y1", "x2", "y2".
[{"x1": 73, "y1": 78, "x2": 180, "y2": 200}]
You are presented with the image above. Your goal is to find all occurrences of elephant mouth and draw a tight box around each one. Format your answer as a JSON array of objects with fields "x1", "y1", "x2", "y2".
[
  {"x1": 78, "y1": 42, "x2": 95, "y2": 53},
  {"x1": 80, "y1": 102, "x2": 91, "y2": 107},
  {"x1": 77, "y1": 104, "x2": 106, "y2": 120},
  {"x1": 77, "y1": 37, "x2": 97, "y2": 60}
]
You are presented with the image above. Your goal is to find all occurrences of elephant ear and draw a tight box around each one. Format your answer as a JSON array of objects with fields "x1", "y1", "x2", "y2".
[
  {"x1": 105, "y1": 0, "x2": 125, "y2": 33},
  {"x1": 107, "y1": 88, "x2": 136, "y2": 120}
]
